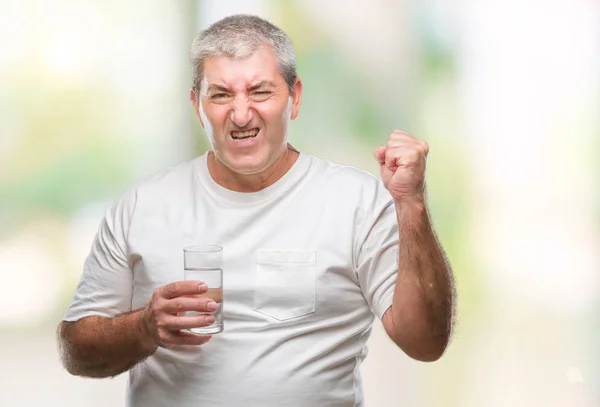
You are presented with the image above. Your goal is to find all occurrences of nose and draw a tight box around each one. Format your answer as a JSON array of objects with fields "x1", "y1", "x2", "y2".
[{"x1": 230, "y1": 96, "x2": 253, "y2": 128}]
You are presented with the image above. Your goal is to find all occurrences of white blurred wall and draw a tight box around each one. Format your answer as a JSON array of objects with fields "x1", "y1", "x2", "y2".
[{"x1": 0, "y1": 0, "x2": 597, "y2": 406}]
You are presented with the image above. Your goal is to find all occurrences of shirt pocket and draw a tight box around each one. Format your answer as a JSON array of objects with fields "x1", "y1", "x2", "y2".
[{"x1": 254, "y1": 250, "x2": 317, "y2": 321}]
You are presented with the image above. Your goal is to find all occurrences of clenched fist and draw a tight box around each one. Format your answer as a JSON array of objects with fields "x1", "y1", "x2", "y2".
[{"x1": 374, "y1": 130, "x2": 429, "y2": 204}]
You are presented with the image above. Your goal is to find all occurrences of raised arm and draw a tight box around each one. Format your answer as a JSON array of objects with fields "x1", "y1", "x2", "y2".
[{"x1": 374, "y1": 130, "x2": 456, "y2": 361}]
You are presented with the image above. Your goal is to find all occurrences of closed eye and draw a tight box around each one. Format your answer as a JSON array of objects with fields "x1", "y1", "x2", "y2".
[{"x1": 251, "y1": 91, "x2": 272, "y2": 100}]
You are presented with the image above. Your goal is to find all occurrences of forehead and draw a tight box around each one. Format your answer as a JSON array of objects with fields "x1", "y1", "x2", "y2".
[{"x1": 202, "y1": 47, "x2": 283, "y2": 90}]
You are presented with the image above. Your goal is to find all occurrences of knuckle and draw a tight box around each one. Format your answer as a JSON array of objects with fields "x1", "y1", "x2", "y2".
[
  {"x1": 157, "y1": 288, "x2": 169, "y2": 300},
  {"x1": 151, "y1": 294, "x2": 163, "y2": 308},
  {"x1": 155, "y1": 315, "x2": 169, "y2": 329},
  {"x1": 168, "y1": 299, "x2": 184, "y2": 314},
  {"x1": 158, "y1": 331, "x2": 169, "y2": 344},
  {"x1": 150, "y1": 302, "x2": 161, "y2": 315},
  {"x1": 171, "y1": 318, "x2": 183, "y2": 331},
  {"x1": 385, "y1": 149, "x2": 398, "y2": 160}
]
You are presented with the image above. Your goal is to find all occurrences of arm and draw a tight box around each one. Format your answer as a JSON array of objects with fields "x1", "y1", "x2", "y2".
[
  {"x1": 59, "y1": 190, "x2": 212, "y2": 378},
  {"x1": 382, "y1": 200, "x2": 456, "y2": 361},
  {"x1": 58, "y1": 281, "x2": 216, "y2": 378},
  {"x1": 375, "y1": 130, "x2": 456, "y2": 361},
  {"x1": 58, "y1": 310, "x2": 156, "y2": 378}
]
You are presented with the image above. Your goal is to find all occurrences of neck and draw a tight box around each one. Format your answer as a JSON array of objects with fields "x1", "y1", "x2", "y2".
[{"x1": 208, "y1": 144, "x2": 299, "y2": 192}]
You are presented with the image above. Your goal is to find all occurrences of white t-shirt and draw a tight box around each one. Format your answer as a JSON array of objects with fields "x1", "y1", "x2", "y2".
[{"x1": 64, "y1": 151, "x2": 399, "y2": 407}]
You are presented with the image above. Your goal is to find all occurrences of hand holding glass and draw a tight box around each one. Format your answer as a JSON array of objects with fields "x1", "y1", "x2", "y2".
[{"x1": 183, "y1": 245, "x2": 224, "y2": 334}]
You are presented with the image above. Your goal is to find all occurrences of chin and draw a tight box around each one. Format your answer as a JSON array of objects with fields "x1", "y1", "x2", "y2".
[
  {"x1": 215, "y1": 141, "x2": 288, "y2": 175},
  {"x1": 222, "y1": 154, "x2": 271, "y2": 175}
]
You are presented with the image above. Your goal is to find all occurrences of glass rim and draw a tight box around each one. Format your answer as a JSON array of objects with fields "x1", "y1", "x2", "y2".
[{"x1": 183, "y1": 245, "x2": 223, "y2": 253}]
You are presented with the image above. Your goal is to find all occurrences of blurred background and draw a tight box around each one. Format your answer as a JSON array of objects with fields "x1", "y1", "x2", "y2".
[{"x1": 0, "y1": 0, "x2": 598, "y2": 405}]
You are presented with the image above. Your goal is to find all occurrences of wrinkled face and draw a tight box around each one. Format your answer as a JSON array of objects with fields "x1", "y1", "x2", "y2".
[{"x1": 191, "y1": 46, "x2": 302, "y2": 175}]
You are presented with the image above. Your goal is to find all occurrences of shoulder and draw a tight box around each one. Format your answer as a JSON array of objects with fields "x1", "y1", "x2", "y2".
[
  {"x1": 305, "y1": 153, "x2": 390, "y2": 201},
  {"x1": 108, "y1": 156, "x2": 201, "y2": 216},
  {"x1": 303, "y1": 153, "x2": 396, "y2": 241}
]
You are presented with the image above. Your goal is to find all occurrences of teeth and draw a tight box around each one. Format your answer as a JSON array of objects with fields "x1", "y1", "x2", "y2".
[{"x1": 231, "y1": 129, "x2": 259, "y2": 139}]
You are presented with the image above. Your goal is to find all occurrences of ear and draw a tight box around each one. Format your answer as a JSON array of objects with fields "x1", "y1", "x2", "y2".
[
  {"x1": 290, "y1": 78, "x2": 303, "y2": 120},
  {"x1": 190, "y1": 89, "x2": 205, "y2": 128}
]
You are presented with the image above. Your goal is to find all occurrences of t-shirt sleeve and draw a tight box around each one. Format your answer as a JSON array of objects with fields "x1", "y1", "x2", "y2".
[
  {"x1": 62, "y1": 190, "x2": 137, "y2": 321},
  {"x1": 354, "y1": 184, "x2": 399, "y2": 320}
]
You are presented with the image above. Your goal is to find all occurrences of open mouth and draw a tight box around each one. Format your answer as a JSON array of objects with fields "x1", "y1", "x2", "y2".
[{"x1": 231, "y1": 128, "x2": 259, "y2": 140}]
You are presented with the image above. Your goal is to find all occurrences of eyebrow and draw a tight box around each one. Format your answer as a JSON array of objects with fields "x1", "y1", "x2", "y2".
[
  {"x1": 248, "y1": 80, "x2": 276, "y2": 91},
  {"x1": 206, "y1": 81, "x2": 277, "y2": 94},
  {"x1": 206, "y1": 84, "x2": 230, "y2": 94}
]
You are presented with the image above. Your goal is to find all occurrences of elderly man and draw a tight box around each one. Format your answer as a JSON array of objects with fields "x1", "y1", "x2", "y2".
[{"x1": 58, "y1": 14, "x2": 456, "y2": 407}]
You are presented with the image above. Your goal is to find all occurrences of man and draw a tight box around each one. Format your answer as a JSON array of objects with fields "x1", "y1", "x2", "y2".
[{"x1": 58, "y1": 14, "x2": 456, "y2": 407}]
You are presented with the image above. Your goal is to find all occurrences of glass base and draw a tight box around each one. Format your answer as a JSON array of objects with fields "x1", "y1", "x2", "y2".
[{"x1": 186, "y1": 323, "x2": 223, "y2": 335}]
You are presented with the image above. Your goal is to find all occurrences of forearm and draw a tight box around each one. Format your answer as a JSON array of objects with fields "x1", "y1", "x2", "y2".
[
  {"x1": 58, "y1": 309, "x2": 158, "y2": 378},
  {"x1": 385, "y1": 200, "x2": 456, "y2": 360}
]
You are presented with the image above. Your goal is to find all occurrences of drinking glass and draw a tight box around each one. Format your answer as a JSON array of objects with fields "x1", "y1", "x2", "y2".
[{"x1": 183, "y1": 245, "x2": 223, "y2": 334}]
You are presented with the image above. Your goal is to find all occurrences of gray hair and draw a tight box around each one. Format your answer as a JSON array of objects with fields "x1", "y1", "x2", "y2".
[{"x1": 190, "y1": 14, "x2": 297, "y2": 99}]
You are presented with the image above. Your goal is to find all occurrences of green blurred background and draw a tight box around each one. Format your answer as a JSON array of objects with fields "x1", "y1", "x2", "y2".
[{"x1": 0, "y1": 0, "x2": 598, "y2": 405}]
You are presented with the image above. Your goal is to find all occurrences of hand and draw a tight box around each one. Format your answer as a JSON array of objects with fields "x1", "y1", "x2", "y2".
[
  {"x1": 140, "y1": 281, "x2": 216, "y2": 349},
  {"x1": 374, "y1": 130, "x2": 429, "y2": 204}
]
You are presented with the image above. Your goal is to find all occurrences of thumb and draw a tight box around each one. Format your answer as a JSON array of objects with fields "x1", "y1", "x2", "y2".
[{"x1": 373, "y1": 146, "x2": 386, "y2": 165}]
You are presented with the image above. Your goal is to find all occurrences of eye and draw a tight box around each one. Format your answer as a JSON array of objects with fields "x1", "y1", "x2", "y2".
[
  {"x1": 251, "y1": 91, "x2": 272, "y2": 100},
  {"x1": 209, "y1": 93, "x2": 232, "y2": 104}
]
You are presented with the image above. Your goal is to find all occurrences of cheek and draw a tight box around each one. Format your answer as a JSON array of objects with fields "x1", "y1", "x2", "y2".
[
  {"x1": 203, "y1": 106, "x2": 228, "y2": 130},
  {"x1": 255, "y1": 100, "x2": 291, "y2": 124}
]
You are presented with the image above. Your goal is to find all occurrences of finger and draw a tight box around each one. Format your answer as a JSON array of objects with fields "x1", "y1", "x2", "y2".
[
  {"x1": 386, "y1": 146, "x2": 422, "y2": 167},
  {"x1": 159, "y1": 330, "x2": 213, "y2": 348},
  {"x1": 391, "y1": 129, "x2": 416, "y2": 140},
  {"x1": 384, "y1": 147, "x2": 402, "y2": 169},
  {"x1": 172, "y1": 331, "x2": 213, "y2": 346},
  {"x1": 373, "y1": 146, "x2": 386, "y2": 164},
  {"x1": 396, "y1": 137, "x2": 428, "y2": 154},
  {"x1": 387, "y1": 133, "x2": 420, "y2": 148},
  {"x1": 161, "y1": 314, "x2": 216, "y2": 331},
  {"x1": 384, "y1": 148, "x2": 411, "y2": 169},
  {"x1": 161, "y1": 281, "x2": 208, "y2": 299},
  {"x1": 180, "y1": 290, "x2": 223, "y2": 304},
  {"x1": 163, "y1": 297, "x2": 219, "y2": 314},
  {"x1": 386, "y1": 138, "x2": 412, "y2": 149}
]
